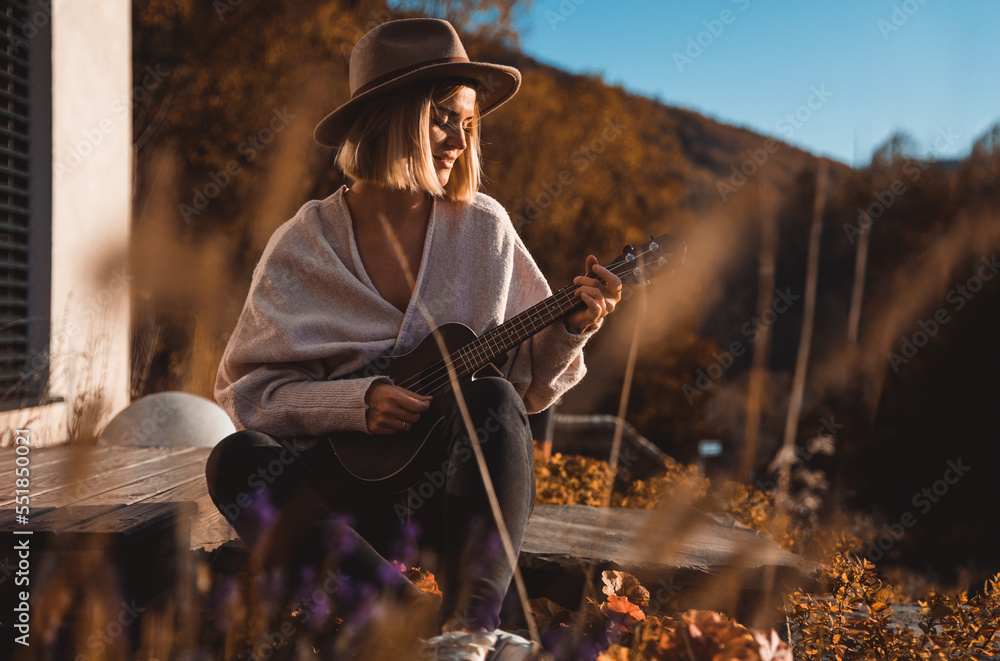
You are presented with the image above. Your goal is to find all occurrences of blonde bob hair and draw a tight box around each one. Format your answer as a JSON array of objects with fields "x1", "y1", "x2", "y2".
[{"x1": 335, "y1": 79, "x2": 482, "y2": 203}]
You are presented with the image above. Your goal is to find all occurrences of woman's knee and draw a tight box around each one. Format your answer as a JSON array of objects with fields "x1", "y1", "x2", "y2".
[
  {"x1": 460, "y1": 377, "x2": 528, "y2": 428},
  {"x1": 205, "y1": 430, "x2": 278, "y2": 503}
]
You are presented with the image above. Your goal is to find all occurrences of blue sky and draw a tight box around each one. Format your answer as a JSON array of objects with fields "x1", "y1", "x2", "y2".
[{"x1": 515, "y1": 0, "x2": 1000, "y2": 165}]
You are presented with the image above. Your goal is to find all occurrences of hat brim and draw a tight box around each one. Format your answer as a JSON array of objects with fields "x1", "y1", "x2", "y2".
[{"x1": 313, "y1": 61, "x2": 520, "y2": 148}]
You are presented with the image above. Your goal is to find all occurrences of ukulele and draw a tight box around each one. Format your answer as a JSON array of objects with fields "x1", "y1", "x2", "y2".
[{"x1": 327, "y1": 233, "x2": 683, "y2": 491}]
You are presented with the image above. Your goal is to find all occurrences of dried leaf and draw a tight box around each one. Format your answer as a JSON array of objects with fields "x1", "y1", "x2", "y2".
[
  {"x1": 404, "y1": 566, "x2": 441, "y2": 598},
  {"x1": 601, "y1": 595, "x2": 646, "y2": 626},
  {"x1": 601, "y1": 570, "x2": 650, "y2": 609},
  {"x1": 529, "y1": 597, "x2": 573, "y2": 630}
]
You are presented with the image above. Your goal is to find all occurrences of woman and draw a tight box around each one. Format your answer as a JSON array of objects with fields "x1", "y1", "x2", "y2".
[{"x1": 206, "y1": 18, "x2": 622, "y2": 660}]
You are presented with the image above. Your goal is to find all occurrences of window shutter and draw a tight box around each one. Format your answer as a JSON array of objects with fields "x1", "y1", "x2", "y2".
[{"x1": 0, "y1": 2, "x2": 34, "y2": 400}]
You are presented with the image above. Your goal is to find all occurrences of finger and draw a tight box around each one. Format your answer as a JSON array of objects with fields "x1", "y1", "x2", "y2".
[
  {"x1": 593, "y1": 264, "x2": 623, "y2": 293},
  {"x1": 587, "y1": 288, "x2": 612, "y2": 318},
  {"x1": 394, "y1": 397, "x2": 430, "y2": 414},
  {"x1": 393, "y1": 384, "x2": 432, "y2": 399},
  {"x1": 576, "y1": 267, "x2": 621, "y2": 296},
  {"x1": 390, "y1": 389, "x2": 433, "y2": 412},
  {"x1": 587, "y1": 267, "x2": 621, "y2": 297},
  {"x1": 577, "y1": 286, "x2": 606, "y2": 307},
  {"x1": 574, "y1": 276, "x2": 610, "y2": 295},
  {"x1": 369, "y1": 398, "x2": 421, "y2": 426},
  {"x1": 577, "y1": 290, "x2": 605, "y2": 322},
  {"x1": 371, "y1": 418, "x2": 395, "y2": 436},
  {"x1": 373, "y1": 412, "x2": 417, "y2": 435},
  {"x1": 397, "y1": 387, "x2": 433, "y2": 402},
  {"x1": 393, "y1": 415, "x2": 419, "y2": 434},
  {"x1": 579, "y1": 255, "x2": 607, "y2": 286},
  {"x1": 384, "y1": 403, "x2": 422, "y2": 424}
]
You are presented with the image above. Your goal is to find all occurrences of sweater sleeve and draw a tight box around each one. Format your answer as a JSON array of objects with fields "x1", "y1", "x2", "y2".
[
  {"x1": 214, "y1": 199, "x2": 395, "y2": 438},
  {"x1": 215, "y1": 356, "x2": 389, "y2": 438}
]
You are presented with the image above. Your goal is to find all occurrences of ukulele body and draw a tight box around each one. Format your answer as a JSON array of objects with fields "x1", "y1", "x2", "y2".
[{"x1": 328, "y1": 322, "x2": 502, "y2": 492}]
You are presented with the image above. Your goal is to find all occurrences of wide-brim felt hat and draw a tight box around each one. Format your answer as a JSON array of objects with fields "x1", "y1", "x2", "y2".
[{"x1": 313, "y1": 18, "x2": 521, "y2": 148}]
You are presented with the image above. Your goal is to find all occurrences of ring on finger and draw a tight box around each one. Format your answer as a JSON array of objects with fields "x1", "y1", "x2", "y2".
[{"x1": 402, "y1": 421, "x2": 409, "y2": 431}]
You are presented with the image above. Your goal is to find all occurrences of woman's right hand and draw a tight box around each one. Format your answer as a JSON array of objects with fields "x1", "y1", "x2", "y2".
[{"x1": 365, "y1": 382, "x2": 433, "y2": 435}]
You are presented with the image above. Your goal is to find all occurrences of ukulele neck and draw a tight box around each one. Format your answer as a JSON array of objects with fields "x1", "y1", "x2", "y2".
[{"x1": 453, "y1": 283, "x2": 584, "y2": 378}]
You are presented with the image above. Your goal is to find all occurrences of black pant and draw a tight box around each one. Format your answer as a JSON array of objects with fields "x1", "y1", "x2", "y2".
[{"x1": 205, "y1": 377, "x2": 535, "y2": 631}]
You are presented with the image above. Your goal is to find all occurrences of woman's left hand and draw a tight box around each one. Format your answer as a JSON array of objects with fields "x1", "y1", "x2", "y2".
[{"x1": 565, "y1": 255, "x2": 623, "y2": 334}]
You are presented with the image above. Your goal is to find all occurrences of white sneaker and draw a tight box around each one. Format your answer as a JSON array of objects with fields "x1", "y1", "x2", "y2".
[
  {"x1": 420, "y1": 630, "x2": 497, "y2": 661},
  {"x1": 490, "y1": 630, "x2": 546, "y2": 660}
]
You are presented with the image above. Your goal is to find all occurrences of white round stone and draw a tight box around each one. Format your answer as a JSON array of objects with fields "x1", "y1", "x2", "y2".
[{"x1": 97, "y1": 392, "x2": 236, "y2": 447}]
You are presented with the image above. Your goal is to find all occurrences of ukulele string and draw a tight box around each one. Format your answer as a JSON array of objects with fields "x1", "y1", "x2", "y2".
[
  {"x1": 393, "y1": 283, "x2": 583, "y2": 395},
  {"x1": 391, "y1": 244, "x2": 662, "y2": 395}
]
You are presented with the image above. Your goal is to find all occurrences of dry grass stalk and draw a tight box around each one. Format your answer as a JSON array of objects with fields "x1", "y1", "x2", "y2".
[
  {"x1": 775, "y1": 162, "x2": 829, "y2": 512},
  {"x1": 64, "y1": 313, "x2": 117, "y2": 445},
  {"x1": 739, "y1": 177, "x2": 778, "y2": 484},
  {"x1": 846, "y1": 202, "x2": 870, "y2": 345},
  {"x1": 129, "y1": 314, "x2": 163, "y2": 400}
]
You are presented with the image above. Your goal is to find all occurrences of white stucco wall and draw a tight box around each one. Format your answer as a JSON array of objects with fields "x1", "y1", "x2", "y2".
[{"x1": 0, "y1": 0, "x2": 132, "y2": 445}]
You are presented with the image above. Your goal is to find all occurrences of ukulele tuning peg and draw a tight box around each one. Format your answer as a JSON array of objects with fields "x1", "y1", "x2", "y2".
[
  {"x1": 648, "y1": 234, "x2": 659, "y2": 251},
  {"x1": 624, "y1": 244, "x2": 636, "y2": 262}
]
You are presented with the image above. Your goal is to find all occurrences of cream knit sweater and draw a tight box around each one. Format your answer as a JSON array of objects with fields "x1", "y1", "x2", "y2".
[{"x1": 214, "y1": 186, "x2": 597, "y2": 438}]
